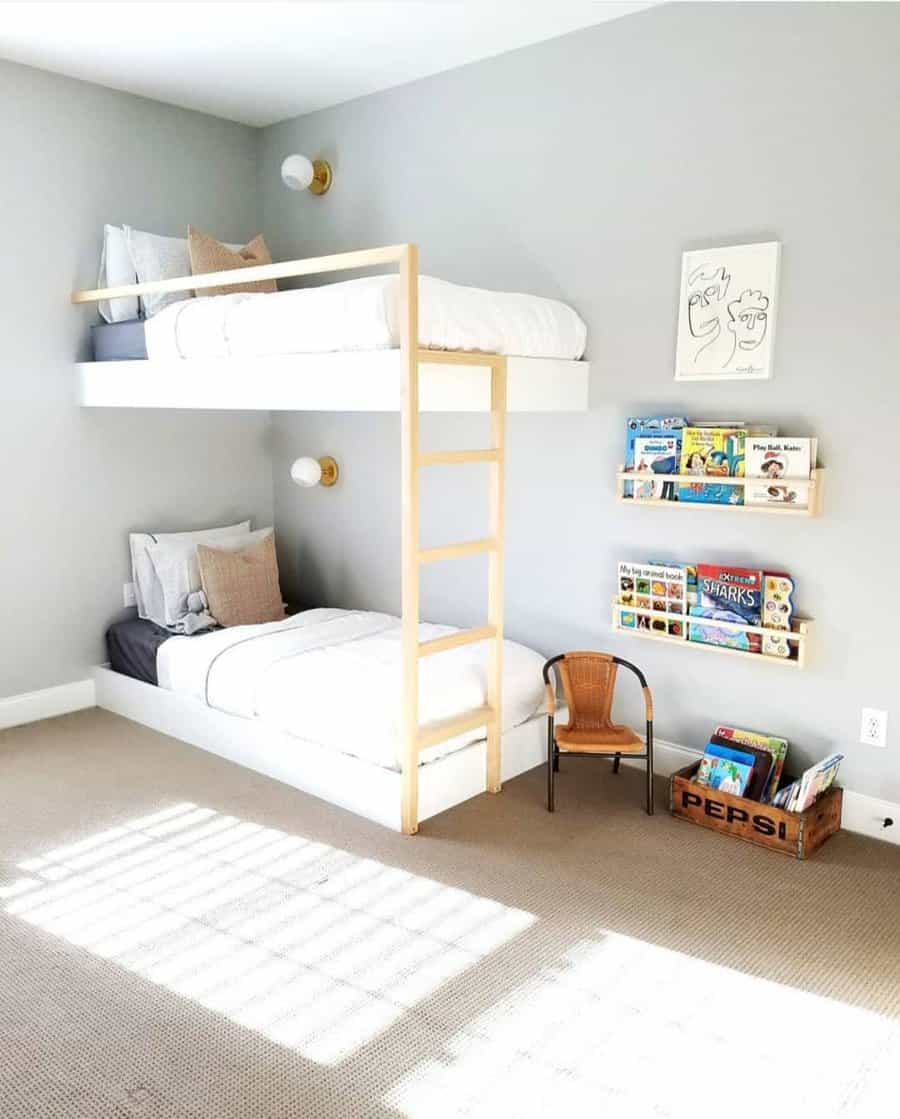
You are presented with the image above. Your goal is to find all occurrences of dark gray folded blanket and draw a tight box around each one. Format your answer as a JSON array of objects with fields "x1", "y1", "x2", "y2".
[{"x1": 106, "y1": 618, "x2": 173, "y2": 686}]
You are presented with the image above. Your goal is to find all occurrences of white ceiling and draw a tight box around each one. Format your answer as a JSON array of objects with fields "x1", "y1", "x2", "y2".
[{"x1": 0, "y1": 1, "x2": 656, "y2": 127}]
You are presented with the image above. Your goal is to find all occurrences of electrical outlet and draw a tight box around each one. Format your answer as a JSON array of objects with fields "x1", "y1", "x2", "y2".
[
  {"x1": 123, "y1": 582, "x2": 137, "y2": 608},
  {"x1": 860, "y1": 707, "x2": 888, "y2": 748}
]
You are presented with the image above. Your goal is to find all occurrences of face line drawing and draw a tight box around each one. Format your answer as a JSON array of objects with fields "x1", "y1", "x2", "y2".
[
  {"x1": 686, "y1": 263, "x2": 731, "y2": 364},
  {"x1": 726, "y1": 288, "x2": 769, "y2": 369}
]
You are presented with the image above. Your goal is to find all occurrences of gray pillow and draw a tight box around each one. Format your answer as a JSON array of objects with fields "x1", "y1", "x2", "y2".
[
  {"x1": 124, "y1": 227, "x2": 245, "y2": 318},
  {"x1": 148, "y1": 527, "x2": 274, "y2": 629},
  {"x1": 124, "y1": 227, "x2": 193, "y2": 318},
  {"x1": 129, "y1": 521, "x2": 251, "y2": 626}
]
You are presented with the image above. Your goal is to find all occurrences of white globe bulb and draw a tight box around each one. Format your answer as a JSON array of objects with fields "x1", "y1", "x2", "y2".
[
  {"x1": 281, "y1": 154, "x2": 314, "y2": 192},
  {"x1": 291, "y1": 457, "x2": 323, "y2": 487}
]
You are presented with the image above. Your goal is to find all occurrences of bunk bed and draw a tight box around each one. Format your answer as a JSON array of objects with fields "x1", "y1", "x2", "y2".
[{"x1": 72, "y1": 245, "x2": 588, "y2": 834}]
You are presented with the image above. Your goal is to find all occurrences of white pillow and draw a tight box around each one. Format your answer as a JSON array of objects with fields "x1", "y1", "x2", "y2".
[
  {"x1": 148, "y1": 527, "x2": 274, "y2": 629},
  {"x1": 123, "y1": 227, "x2": 245, "y2": 318},
  {"x1": 130, "y1": 521, "x2": 251, "y2": 626},
  {"x1": 124, "y1": 227, "x2": 194, "y2": 318},
  {"x1": 98, "y1": 225, "x2": 139, "y2": 323}
]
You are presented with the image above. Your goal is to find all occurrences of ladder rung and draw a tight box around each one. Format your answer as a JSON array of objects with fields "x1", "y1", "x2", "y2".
[
  {"x1": 418, "y1": 625, "x2": 497, "y2": 658},
  {"x1": 417, "y1": 705, "x2": 496, "y2": 751},
  {"x1": 419, "y1": 449, "x2": 501, "y2": 467},
  {"x1": 417, "y1": 348, "x2": 499, "y2": 367},
  {"x1": 418, "y1": 537, "x2": 497, "y2": 565}
]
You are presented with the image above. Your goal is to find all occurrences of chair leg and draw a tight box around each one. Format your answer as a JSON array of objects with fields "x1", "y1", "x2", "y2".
[
  {"x1": 645, "y1": 721, "x2": 654, "y2": 816},
  {"x1": 547, "y1": 716, "x2": 555, "y2": 812},
  {"x1": 612, "y1": 753, "x2": 621, "y2": 774}
]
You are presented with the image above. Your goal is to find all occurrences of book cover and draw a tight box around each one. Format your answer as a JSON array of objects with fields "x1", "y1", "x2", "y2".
[
  {"x1": 677, "y1": 427, "x2": 747, "y2": 506},
  {"x1": 771, "y1": 780, "x2": 798, "y2": 810},
  {"x1": 689, "y1": 565, "x2": 763, "y2": 653},
  {"x1": 709, "y1": 735, "x2": 774, "y2": 801},
  {"x1": 695, "y1": 745, "x2": 755, "y2": 796},
  {"x1": 650, "y1": 561, "x2": 698, "y2": 607},
  {"x1": 746, "y1": 437, "x2": 816, "y2": 508},
  {"x1": 624, "y1": 416, "x2": 688, "y2": 499},
  {"x1": 625, "y1": 416, "x2": 689, "y2": 468},
  {"x1": 762, "y1": 572, "x2": 796, "y2": 658},
  {"x1": 632, "y1": 435, "x2": 681, "y2": 501},
  {"x1": 617, "y1": 561, "x2": 687, "y2": 638},
  {"x1": 778, "y1": 753, "x2": 844, "y2": 813},
  {"x1": 714, "y1": 724, "x2": 788, "y2": 802}
]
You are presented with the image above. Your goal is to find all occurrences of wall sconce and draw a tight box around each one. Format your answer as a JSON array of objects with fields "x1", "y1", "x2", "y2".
[
  {"x1": 291, "y1": 456, "x2": 340, "y2": 488},
  {"x1": 281, "y1": 154, "x2": 333, "y2": 196}
]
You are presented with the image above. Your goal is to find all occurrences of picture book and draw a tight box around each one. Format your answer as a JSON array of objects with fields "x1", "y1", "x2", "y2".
[
  {"x1": 624, "y1": 416, "x2": 688, "y2": 499},
  {"x1": 714, "y1": 725, "x2": 788, "y2": 802},
  {"x1": 745, "y1": 480, "x2": 810, "y2": 508},
  {"x1": 708, "y1": 735, "x2": 773, "y2": 801},
  {"x1": 694, "y1": 743, "x2": 756, "y2": 796},
  {"x1": 689, "y1": 565, "x2": 763, "y2": 653},
  {"x1": 677, "y1": 427, "x2": 747, "y2": 506},
  {"x1": 745, "y1": 437, "x2": 816, "y2": 509},
  {"x1": 625, "y1": 416, "x2": 688, "y2": 469},
  {"x1": 631, "y1": 436, "x2": 681, "y2": 501},
  {"x1": 761, "y1": 572, "x2": 795, "y2": 658},
  {"x1": 772, "y1": 753, "x2": 843, "y2": 813},
  {"x1": 647, "y1": 561, "x2": 698, "y2": 607},
  {"x1": 617, "y1": 561, "x2": 687, "y2": 638}
]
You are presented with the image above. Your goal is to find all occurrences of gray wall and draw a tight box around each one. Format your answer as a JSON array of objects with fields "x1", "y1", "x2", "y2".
[
  {"x1": 259, "y1": 3, "x2": 900, "y2": 801},
  {"x1": 0, "y1": 61, "x2": 273, "y2": 697}
]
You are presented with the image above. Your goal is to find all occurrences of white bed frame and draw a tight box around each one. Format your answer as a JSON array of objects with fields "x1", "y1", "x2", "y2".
[
  {"x1": 73, "y1": 244, "x2": 585, "y2": 834},
  {"x1": 93, "y1": 666, "x2": 552, "y2": 832},
  {"x1": 77, "y1": 352, "x2": 588, "y2": 412}
]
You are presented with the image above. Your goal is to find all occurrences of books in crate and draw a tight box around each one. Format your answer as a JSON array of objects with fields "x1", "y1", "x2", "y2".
[{"x1": 693, "y1": 724, "x2": 842, "y2": 814}]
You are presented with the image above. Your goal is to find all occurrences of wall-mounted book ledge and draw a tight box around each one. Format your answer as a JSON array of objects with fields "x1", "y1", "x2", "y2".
[
  {"x1": 611, "y1": 599, "x2": 812, "y2": 669},
  {"x1": 616, "y1": 467, "x2": 824, "y2": 517}
]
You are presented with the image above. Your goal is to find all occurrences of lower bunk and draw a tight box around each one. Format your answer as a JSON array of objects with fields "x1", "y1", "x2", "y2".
[
  {"x1": 99, "y1": 607, "x2": 553, "y2": 832},
  {"x1": 93, "y1": 666, "x2": 549, "y2": 832}
]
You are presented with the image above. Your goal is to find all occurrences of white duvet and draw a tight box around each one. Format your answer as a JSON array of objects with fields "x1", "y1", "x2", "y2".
[
  {"x1": 144, "y1": 274, "x2": 586, "y2": 361},
  {"x1": 157, "y1": 608, "x2": 546, "y2": 771}
]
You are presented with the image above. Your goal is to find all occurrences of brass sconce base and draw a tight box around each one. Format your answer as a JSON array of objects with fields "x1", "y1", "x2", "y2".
[
  {"x1": 309, "y1": 159, "x2": 333, "y2": 196},
  {"x1": 318, "y1": 455, "x2": 340, "y2": 486}
]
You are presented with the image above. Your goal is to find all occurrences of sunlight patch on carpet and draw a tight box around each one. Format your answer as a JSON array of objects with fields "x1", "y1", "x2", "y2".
[
  {"x1": 4, "y1": 802, "x2": 534, "y2": 1065},
  {"x1": 386, "y1": 933, "x2": 900, "y2": 1118}
]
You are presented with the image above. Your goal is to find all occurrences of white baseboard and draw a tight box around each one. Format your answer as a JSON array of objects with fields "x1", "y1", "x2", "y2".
[
  {"x1": 840, "y1": 789, "x2": 900, "y2": 846},
  {"x1": 3, "y1": 680, "x2": 897, "y2": 848},
  {"x1": 624, "y1": 736, "x2": 900, "y2": 847},
  {"x1": 0, "y1": 679, "x2": 96, "y2": 731}
]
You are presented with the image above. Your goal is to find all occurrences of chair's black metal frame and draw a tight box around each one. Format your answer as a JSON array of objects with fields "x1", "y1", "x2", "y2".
[{"x1": 542, "y1": 653, "x2": 654, "y2": 816}]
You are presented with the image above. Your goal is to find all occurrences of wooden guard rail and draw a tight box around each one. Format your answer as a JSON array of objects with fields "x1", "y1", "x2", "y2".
[{"x1": 72, "y1": 244, "x2": 507, "y2": 836}]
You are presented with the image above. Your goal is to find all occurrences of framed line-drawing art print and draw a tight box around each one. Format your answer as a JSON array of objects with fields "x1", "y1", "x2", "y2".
[{"x1": 675, "y1": 241, "x2": 781, "y2": 382}]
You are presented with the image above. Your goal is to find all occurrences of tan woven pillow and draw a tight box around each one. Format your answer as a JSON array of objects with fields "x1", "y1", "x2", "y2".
[
  {"x1": 197, "y1": 533, "x2": 285, "y2": 628},
  {"x1": 188, "y1": 226, "x2": 278, "y2": 296}
]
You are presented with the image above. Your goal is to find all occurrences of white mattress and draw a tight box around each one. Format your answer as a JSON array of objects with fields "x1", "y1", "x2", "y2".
[
  {"x1": 157, "y1": 608, "x2": 546, "y2": 771},
  {"x1": 144, "y1": 273, "x2": 586, "y2": 362}
]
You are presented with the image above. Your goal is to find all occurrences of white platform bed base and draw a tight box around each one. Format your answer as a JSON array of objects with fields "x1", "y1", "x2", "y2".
[
  {"x1": 93, "y1": 666, "x2": 548, "y2": 833},
  {"x1": 77, "y1": 352, "x2": 588, "y2": 412}
]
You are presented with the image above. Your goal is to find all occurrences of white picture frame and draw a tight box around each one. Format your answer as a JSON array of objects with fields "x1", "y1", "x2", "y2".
[{"x1": 675, "y1": 241, "x2": 781, "y2": 382}]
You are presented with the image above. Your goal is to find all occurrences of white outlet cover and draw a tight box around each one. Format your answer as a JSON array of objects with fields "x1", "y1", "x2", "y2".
[
  {"x1": 860, "y1": 707, "x2": 888, "y2": 748},
  {"x1": 123, "y1": 582, "x2": 137, "y2": 608}
]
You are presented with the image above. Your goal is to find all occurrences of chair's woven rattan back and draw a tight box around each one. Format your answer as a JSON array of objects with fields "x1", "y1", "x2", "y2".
[{"x1": 558, "y1": 653, "x2": 618, "y2": 732}]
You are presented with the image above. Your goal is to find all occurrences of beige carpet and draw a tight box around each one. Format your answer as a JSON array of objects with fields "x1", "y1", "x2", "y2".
[{"x1": 1, "y1": 709, "x2": 899, "y2": 1118}]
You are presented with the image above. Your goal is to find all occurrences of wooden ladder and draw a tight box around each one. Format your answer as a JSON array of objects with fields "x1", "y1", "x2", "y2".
[{"x1": 399, "y1": 247, "x2": 507, "y2": 834}]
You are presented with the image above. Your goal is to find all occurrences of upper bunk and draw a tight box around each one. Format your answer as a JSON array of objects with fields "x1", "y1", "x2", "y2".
[{"x1": 72, "y1": 244, "x2": 590, "y2": 413}]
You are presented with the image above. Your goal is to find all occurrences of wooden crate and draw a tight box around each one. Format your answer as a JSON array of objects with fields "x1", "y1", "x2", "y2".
[{"x1": 670, "y1": 763, "x2": 842, "y2": 859}]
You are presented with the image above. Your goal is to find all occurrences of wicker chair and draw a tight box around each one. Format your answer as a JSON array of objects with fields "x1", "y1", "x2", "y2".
[{"x1": 542, "y1": 652, "x2": 654, "y2": 815}]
